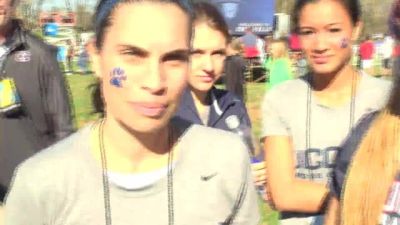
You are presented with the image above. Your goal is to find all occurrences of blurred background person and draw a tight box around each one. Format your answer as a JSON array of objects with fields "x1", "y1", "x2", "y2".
[
  {"x1": 240, "y1": 27, "x2": 260, "y2": 59},
  {"x1": 66, "y1": 39, "x2": 75, "y2": 74},
  {"x1": 293, "y1": 51, "x2": 309, "y2": 78},
  {"x1": 359, "y1": 35, "x2": 375, "y2": 75},
  {"x1": 224, "y1": 38, "x2": 247, "y2": 101},
  {"x1": 382, "y1": 33, "x2": 394, "y2": 76},
  {"x1": 257, "y1": 35, "x2": 266, "y2": 63},
  {"x1": 263, "y1": 38, "x2": 293, "y2": 89},
  {"x1": 77, "y1": 41, "x2": 90, "y2": 75}
]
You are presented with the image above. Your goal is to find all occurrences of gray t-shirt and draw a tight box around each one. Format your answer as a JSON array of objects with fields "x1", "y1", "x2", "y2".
[
  {"x1": 262, "y1": 74, "x2": 391, "y2": 183},
  {"x1": 5, "y1": 121, "x2": 260, "y2": 225}
]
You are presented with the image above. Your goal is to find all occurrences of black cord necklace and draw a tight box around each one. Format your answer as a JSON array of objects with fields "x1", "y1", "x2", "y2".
[
  {"x1": 98, "y1": 119, "x2": 175, "y2": 225},
  {"x1": 306, "y1": 71, "x2": 357, "y2": 180}
]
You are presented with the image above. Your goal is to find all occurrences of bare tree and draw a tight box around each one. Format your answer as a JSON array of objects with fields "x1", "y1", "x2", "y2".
[
  {"x1": 75, "y1": 0, "x2": 93, "y2": 32},
  {"x1": 16, "y1": 0, "x2": 43, "y2": 30}
]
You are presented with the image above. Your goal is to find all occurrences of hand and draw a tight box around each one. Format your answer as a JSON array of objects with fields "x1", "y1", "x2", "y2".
[
  {"x1": 251, "y1": 161, "x2": 272, "y2": 202},
  {"x1": 251, "y1": 161, "x2": 266, "y2": 186}
]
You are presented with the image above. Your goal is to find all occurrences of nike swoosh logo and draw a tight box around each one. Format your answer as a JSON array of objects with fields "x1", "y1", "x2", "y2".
[{"x1": 201, "y1": 173, "x2": 218, "y2": 181}]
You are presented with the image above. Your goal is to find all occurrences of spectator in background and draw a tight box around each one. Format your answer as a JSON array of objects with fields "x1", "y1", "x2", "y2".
[
  {"x1": 0, "y1": 0, "x2": 75, "y2": 223},
  {"x1": 240, "y1": 27, "x2": 260, "y2": 58},
  {"x1": 292, "y1": 51, "x2": 308, "y2": 78},
  {"x1": 56, "y1": 42, "x2": 67, "y2": 66},
  {"x1": 263, "y1": 38, "x2": 293, "y2": 89},
  {"x1": 77, "y1": 41, "x2": 90, "y2": 74},
  {"x1": 289, "y1": 33, "x2": 302, "y2": 52},
  {"x1": 382, "y1": 33, "x2": 394, "y2": 75},
  {"x1": 66, "y1": 39, "x2": 74, "y2": 74},
  {"x1": 256, "y1": 35, "x2": 266, "y2": 62},
  {"x1": 224, "y1": 38, "x2": 247, "y2": 101},
  {"x1": 359, "y1": 35, "x2": 375, "y2": 74}
]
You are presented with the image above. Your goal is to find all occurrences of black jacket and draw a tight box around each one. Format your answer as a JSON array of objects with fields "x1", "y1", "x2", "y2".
[
  {"x1": 175, "y1": 87, "x2": 253, "y2": 151},
  {"x1": 224, "y1": 55, "x2": 246, "y2": 100},
  {"x1": 0, "y1": 21, "x2": 74, "y2": 198}
]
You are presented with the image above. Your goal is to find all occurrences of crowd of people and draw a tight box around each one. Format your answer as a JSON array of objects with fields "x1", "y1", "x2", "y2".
[{"x1": 1, "y1": 0, "x2": 400, "y2": 224}]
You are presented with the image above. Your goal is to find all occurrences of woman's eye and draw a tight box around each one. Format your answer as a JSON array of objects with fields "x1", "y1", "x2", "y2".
[
  {"x1": 121, "y1": 51, "x2": 141, "y2": 57},
  {"x1": 213, "y1": 52, "x2": 226, "y2": 57},
  {"x1": 299, "y1": 30, "x2": 313, "y2": 36},
  {"x1": 164, "y1": 54, "x2": 189, "y2": 63},
  {"x1": 329, "y1": 28, "x2": 341, "y2": 33}
]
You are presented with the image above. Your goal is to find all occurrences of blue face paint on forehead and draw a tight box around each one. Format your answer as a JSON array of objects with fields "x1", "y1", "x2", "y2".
[{"x1": 110, "y1": 67, "x2": 127, "y2": 88}]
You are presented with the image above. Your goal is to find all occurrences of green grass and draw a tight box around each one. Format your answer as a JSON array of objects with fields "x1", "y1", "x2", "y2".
[
  {"x1": 245, "y1": 83, "x2": 267, "y2": 139},
  {"x1": 67, "y1": 75, "x2": 278, "y2": 225},
  {"x1": 66, "y1": 74, "x2": 100, "y2": 128}
]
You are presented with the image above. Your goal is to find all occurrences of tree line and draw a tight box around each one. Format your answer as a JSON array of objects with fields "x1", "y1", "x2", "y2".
[{"x1": 16, "y1": 0, "x2": 393, "y2": 39}]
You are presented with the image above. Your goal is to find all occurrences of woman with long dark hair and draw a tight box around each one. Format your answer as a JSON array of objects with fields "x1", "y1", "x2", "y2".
[
  {"x1": 253, "y1": 0, "x2": 392, "y2": 224},
  {"x1": 4, "y1": 1, "x2": 260, "y2": 224}
]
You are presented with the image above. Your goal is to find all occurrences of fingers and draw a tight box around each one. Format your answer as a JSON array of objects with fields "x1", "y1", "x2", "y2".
[
  {"x1": 251, "y1": 161, "x2": 267, "y2": 182},
  {"x1": 251, "y1": 161, "x2": 266, "y2": 170},
  {"x1": 254, "y1": 175, "x2": 267, "y2": 186}
]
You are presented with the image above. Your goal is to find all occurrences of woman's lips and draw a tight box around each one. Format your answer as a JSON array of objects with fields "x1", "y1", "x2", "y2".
[
  {"x1": 312, "y1": 56, "x2": 330, "y2": 64},
  {"x1": 197, "y1": 75, "x2": 214, "y2": 83},
  {"x1": 130, "y1": 102, "x2": 168, "y2": 117}
]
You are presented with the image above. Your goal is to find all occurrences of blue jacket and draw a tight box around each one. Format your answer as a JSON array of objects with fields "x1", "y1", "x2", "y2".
[{"x1": 175, "y1": 87, "x2": 253, "y2": 150}]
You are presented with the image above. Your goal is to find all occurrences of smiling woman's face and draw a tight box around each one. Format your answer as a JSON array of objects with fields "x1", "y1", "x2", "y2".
[{"x1": 298, "y1": 0, "x2": 360, "y2": 75}]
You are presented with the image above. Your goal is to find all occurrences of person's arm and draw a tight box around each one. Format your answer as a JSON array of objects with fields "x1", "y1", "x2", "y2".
[
  {"x1": 259, "y1": 89, "x2": 328, "y2": 213},
  {"x1": 324, "y1": 197, "x2": 340, "y2": 225},
  {"x1": 41, "y1": 47, "x2": 75, "y2": 140},
  {"x1": 264, "y1": 136, "x2": 329, "y2": 212}
]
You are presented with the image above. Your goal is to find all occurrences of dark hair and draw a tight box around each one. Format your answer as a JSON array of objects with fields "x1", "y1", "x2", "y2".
[
  {"x1": 292, "y1": 0, "x2": 361, "y2": 33},
  {"x1": 94, "y1": 0, "x2": 193, "y2": 50},
  {"x1": 389, "y1": 0, "x2": 400, "y2": 40},
  {"x1": 388, "y1": 0, "x2": 400, "y2": 116},
  {"x1": 91, "y1": 82, "x2": 105, "y2": 115},
  {"x1": 193, "y1": 2, "x2": 230, "y2": 43},
  {"x1": 386, "y1": 74, "x2": 400, "y2": 115}
]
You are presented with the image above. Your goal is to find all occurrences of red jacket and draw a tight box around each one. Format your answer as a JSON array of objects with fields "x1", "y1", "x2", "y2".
[
  {"x1": 393, "y1": 44, "x2": 400, "y2": 57},
  {"x1": 359, "y1": 41, "x2": 375, "y2": 60}
]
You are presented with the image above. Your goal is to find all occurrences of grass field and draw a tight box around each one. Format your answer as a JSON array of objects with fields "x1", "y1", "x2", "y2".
[{"x1": 66, "y1": 74, "x2": 279, "y2": 225}]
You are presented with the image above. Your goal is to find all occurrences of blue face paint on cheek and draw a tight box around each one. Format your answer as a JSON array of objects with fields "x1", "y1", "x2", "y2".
[
  {"x1": 340, "y1": 38, "x2": 349, "y2": 48},
  {"x1": 110, "y1": 67, "x2": 127, "y2": 88}
]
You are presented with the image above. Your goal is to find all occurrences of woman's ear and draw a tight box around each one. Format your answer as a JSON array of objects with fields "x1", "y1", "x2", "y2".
[{"x1": 88, "y1": 38, "x2": 102, "y2": 79}]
